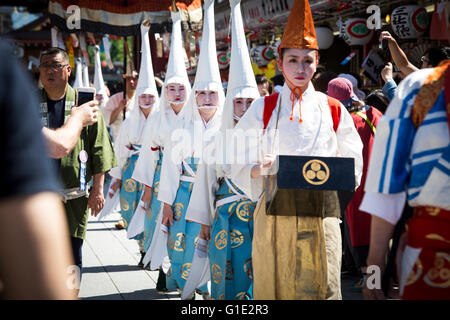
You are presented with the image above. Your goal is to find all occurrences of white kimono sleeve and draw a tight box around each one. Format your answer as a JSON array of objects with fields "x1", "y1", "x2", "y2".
[
  {"x1": 109, "y1": 119, "x2": 132, "y2": 180},
  {"x1": 157, "y1": 134, "x2": 182, "y2": 206},
  {"x1": 335, "y1": 104, "x2": 364, "y2": 189},
  {"x1": 230, "y1": 98, "x2": 265, "y2": 202},
  {"x1": 109, "y1": 166, "x2": 122, "y2": 180},
  {"x1": 185, "y1": 161, "x2": 218, "y2": 226},
  {"x1": 132, "y1": 114, "x2": 161, "y2": 187}
]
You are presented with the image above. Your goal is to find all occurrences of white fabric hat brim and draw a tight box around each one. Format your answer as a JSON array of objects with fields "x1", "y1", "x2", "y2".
[
  {"x1": 153, "y1": 9, "x2": 193, "y2": 148},
  {"x1": 93, "y1": 45, "x2": 108, "y2": 98},
  {"x1": 126, "y1": 21, "x2": 160, "y2": 143}
]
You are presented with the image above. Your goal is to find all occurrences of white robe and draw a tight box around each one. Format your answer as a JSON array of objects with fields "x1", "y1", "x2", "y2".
[
  {"x1": 157, "y1": 114, "x2": 222, "y2": 206},
  {"x1": 132, "y1": 105, "x2": 189, "y2": 187},
  {"x1": 230, "y1": 82, "x2": 363, "y2": 202},
  {"x1": 184, "y1": 133, "x2": 225, "y2": 227},
  {"x1": 109, "y1": 108, "x2": 150, "y2": 179}
]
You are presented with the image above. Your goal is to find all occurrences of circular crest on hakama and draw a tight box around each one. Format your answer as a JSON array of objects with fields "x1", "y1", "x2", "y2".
[
  {"x1": 211, "y1": 264, "x2": 223, "y2": 284},
  {"x1": 215, "y1": 230, "x2": 227, "y2": 250},
  {"x1": 181, "y1": 263, "x2": 192, "y2": 280},
  {"x1": 173, "y1": 203, "x2": 184, "y2": 221},
  {"x1": 228, "y1": 202, "x2": 237, "y2": 215},
  {"x1": 236, "y1": 201, "x2": 252, "y2": 222},
  {"x1": 120, "y1": 198, "x2": 129, "y2": 211},
  {"x1": 174, "y1": 232, "x2": 186, "y2": 252},
  {"x1": 124, "y1": 179, "x2": 136, "y2": 193},
  {"x1": 424, "y1": 252, "x2": 450, "y2": 288},
  {"x1": 230, "y1": 229, "x2": 244, "y2": 248}
]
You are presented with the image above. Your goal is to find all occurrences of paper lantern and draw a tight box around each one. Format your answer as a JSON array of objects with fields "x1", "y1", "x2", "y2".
[
  {"x1": 391, "y1": 5, "x2": 429, "y2": 39},
  {"x1": 342, "y1": 18, "x2": 373, "y2": 45},
  {"x1": 217, "y1": 51, "x2": 229, "y2": 69},
  {"x1": 226, "y1": 48, "x2": 231, "y2": 61},
  {"x1": 315, "y1": 27, "x2": 334, "y2": 50},
  {"x1": 250, "y1": 45, "x2": 275, "y2": 67}
]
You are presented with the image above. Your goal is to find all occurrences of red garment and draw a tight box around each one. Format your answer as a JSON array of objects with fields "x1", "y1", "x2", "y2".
[
  {"x1": 262, "y1": 92, "x2": 341, "y2": 131},
  {"x1": 345, "y1": 106, "x2": 382, "y2": 247},
  {"x1": 402, "y1": 207, "x2": 450, "y2": 300}
]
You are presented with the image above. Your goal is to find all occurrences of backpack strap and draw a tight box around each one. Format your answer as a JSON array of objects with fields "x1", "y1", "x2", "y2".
[
  {"x1": 353, "y1": 110, "x2": 376, "y2": 135},
  {"x1": 263, "y1": 92, "x2": 341, "y2": 132},
  {"x1": 263, "y1": 92, "x2": 280, "y2": 130},
  {"x1": 326, "y1": 96, "x2": 341, "y2": 132}
]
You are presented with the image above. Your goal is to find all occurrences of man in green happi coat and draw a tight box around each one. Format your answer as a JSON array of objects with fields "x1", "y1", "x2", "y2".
[{"x1": 39, "y1": 47, "x2": 116, "y2": 276}]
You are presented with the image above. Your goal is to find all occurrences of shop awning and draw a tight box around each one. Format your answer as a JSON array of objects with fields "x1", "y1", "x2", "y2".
[{"x1": 48, "y1": 0, "x2": 202, "y2": 36}]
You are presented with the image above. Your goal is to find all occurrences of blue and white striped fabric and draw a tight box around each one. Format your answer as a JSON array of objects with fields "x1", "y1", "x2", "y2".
[{"x1": 365, "y1": 68, "x2": 450, "y2": 211}]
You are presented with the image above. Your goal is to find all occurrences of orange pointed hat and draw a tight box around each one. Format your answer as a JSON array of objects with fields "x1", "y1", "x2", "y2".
[{"x1": 280, "y1": 0, "x2": 318, "y2": 51}]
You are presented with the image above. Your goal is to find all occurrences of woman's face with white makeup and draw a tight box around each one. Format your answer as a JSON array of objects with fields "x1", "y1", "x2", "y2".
[
  {"x1": 196, "y1": 90, "x2": 219, "y2": 122},
  {"x1": 138, "y1": 94, "x2": 155, "y2": 108},
  {"x1": 166, "y1": 83, "x2": 186, "y2": 103},
  {"x1": 233, "y1": 97, "x2": 254, "y2": 120}
]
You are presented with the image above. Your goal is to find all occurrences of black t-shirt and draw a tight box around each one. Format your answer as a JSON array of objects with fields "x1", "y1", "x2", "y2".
[
  {"x1": 46, "y1": 96, "x2": 66, "y2": 171},
  {"x1": 0, "y1": 41, "x2": 61, "y2": 199},
  {"x1": 46, "y1": 96, "x2": 65, "y2": 129}
]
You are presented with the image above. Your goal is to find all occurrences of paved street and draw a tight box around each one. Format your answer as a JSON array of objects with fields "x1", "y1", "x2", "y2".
[
  {"x1": 78, "y1": 212, "x2": 183, "y2": 300},
  {"x1": 79, "y1": 212, "x2": 363, "y2": 300}
]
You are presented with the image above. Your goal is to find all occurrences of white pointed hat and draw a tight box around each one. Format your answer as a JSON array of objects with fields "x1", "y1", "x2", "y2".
[
  {"x1": 165, "y1": 8, "x2": 191, "y2": 88},
  {"x1": 157, "y1": 6, "x2": 193, "y2": 135},
  {"x1": 93, "y1": 45, "x2": 109, "y2": 103},
  {"x1": 135, "y1": 19, "x2": 159, "y2": 98},
  {"x1": 126, "y1": 19, "x2": 161, "y2": 143},
  {"x1": 222, "y1": 0, "x2": 259, "y2": 131},
  {"x1": 72, "y1": 56, "x2": 83, "y2": 90},
  {"x1": 82, "y1": 57, "x2": 89, "y2": 87},
  {"x1": 192, "y1": 0, "x2": 222, "y2": 92}
]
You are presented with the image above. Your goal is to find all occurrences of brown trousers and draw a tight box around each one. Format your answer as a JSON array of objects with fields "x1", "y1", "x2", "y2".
[{"x1": 252, "y1": 190, "x2": 342, "y2": 299}]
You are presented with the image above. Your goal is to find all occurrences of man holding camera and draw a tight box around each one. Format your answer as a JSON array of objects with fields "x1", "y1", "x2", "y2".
[{"x1": 39, "y1": 47, "x2": 116, "y2": 275}]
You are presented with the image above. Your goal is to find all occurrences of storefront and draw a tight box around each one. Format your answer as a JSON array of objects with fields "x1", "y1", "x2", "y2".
[{"x1": 214, "y1": 0, "x2": 448, "y2": 92}]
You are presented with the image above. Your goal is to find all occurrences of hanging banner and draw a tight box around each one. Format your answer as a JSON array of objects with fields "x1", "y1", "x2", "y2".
[
  {"x1": 242, "y1": 0, "x2": 295, "y2": 28},
  {"x1": 215, "y1": 9, "x2": 230, "y2": 40},
  {"x1": 48, "y1": 0, "x2": 202, "y2": 36},
  {"x1": 362, "y1": 50, "x2": 385, "y2": 83}
]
